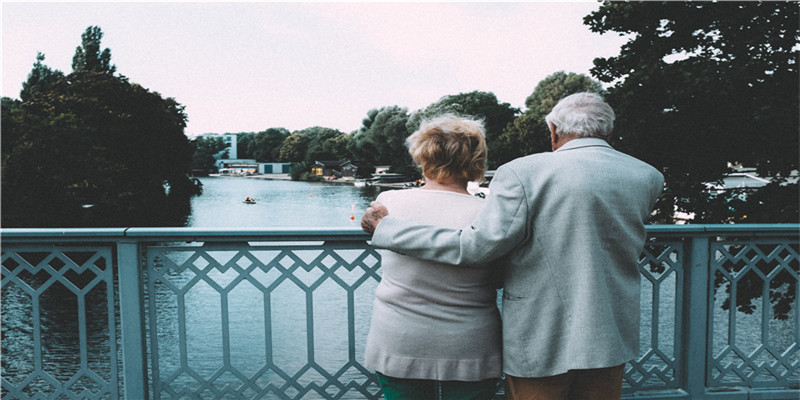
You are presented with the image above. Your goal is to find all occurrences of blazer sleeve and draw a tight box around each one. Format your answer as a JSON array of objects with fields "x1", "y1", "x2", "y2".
[{"x1": 370, "y1": 165, "x2": 529, "y2": 267}]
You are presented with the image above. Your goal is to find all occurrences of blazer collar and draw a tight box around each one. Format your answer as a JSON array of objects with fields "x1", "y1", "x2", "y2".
[{"x1": 555, "y1": 137, "x2": 612, "y2": 152}]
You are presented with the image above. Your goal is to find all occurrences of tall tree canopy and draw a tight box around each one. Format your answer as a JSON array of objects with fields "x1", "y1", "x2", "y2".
[
  {"x1": 236, "y1": 132, "x2": 256, "y2": 159},
  {"x1": 277, "y1": 126, "x2": 350, "y2": 173},
  {"x1": 20, "y1": 52, "x2": 65, "y2": 102},
  {"x1": 407, "y1": 91, "x2": 518, "y2": 145},
  {"x1": 585, "y1": 1, "x2": 799, "y2": 223},
  {"x1": 191, "y1": 136, "x2": 228, "y2": 173},
  {"x1": 72, "y1": 26, "x2": 116, "y2": 74},
  {"x1": 348, "y1": 106, "x2": 412, "y2": 171},
  {"x1": 586, "y1": 1, "x2": 798, "y2": 319},
  {"x1": 2, "y1": 26, "x2": 196, "y2": 227},
  {"x1": 3, "y1": 72, "x2": 196, "y2": 227},
  {"x1": 304, "y1": 126, "x2": 350, "y2": 163},
  {"x1": 278, "y1": 132, "x2": 312, "y2": 163},
  {"x1": 250, "y1": 127, "x2": 291, "y2": 162},
  {"x1": 492, "y1": 71, "x2": 603, "y2": 167}
]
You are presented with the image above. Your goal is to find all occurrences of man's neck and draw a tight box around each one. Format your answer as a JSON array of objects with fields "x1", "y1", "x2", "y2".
[{"x1": 552, "y1": 135, "x2": 606, "y2": 151}]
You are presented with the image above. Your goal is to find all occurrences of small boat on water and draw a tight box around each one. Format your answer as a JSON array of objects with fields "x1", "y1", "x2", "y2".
[{"x1": 243, "y1": 197, "x2": 256, "y2": 204}]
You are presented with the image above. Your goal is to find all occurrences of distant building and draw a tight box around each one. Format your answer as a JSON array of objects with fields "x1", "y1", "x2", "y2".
[
  {"x1": 215, "y1": 159, "x2": 291, "y2": 175},
  {"x1": 259, "y1": 163, "x2": 291, "y2": 174},
  {"x1": 313, "y1": 160, "x2": 357, "y2": 178},
  {"x1": 705, "y1": 165, "x2": 799, "y2": 192},
  {"x1": 198, "y1": 134, "x2": 237, "y2": 160},
  {"x1": 216, "y1": 159, "x2": 257, "y2": 175},
  {"x1": 673, "y1": 165, "x2": 799, "y2": 222}
]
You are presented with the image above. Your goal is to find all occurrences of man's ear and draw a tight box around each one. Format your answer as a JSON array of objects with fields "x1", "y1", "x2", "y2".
[{"x1": 549, "y1": 122, "x2": 558, "y2": 151}]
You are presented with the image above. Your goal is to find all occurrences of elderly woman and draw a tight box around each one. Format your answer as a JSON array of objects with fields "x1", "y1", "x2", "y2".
[{"x1": 364, "y1": 114, "x2": 501, "y2": 400}]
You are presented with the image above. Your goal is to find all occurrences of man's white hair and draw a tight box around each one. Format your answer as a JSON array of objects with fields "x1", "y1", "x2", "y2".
[{"x1": 545, "y1": 92, "x2": 615, "y2": 137}]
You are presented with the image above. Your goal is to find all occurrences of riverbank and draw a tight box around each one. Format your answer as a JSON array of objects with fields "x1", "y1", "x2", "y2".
[{"x1": 208, "y1": 173, "x2": 415, "y2": 189}]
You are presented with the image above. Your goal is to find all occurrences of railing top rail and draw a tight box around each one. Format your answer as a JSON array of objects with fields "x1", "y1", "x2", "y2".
[
  {"x1": 0, "y1": 224, "x2": 797, "y2": 242},
  {"x1": 0, "y1": 227, "x2": 372, "y2": 242},
  {"x1": 645, "y1": 223, "x2": 800, "y2": 236},
  {"x1": 0, "y1": 227, "x2": 129, "y2": 239}
]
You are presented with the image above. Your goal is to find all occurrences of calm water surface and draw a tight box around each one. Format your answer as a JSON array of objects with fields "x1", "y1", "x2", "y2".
[{"x1": 186, "y1": 177, "x2": 387, "y2": 228}]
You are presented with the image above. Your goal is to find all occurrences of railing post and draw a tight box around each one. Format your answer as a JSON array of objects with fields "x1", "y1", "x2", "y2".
[
  {"x1": 681, "y1": 235, "x2": 710, "y2": 399},
  {"x1": 118, "y1": 240, "x2": 148, "y2": 399}
]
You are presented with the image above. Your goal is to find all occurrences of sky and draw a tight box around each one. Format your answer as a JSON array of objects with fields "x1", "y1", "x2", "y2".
[{"x1": 2, "y1": 1, "x2": 630, "y2": 137}]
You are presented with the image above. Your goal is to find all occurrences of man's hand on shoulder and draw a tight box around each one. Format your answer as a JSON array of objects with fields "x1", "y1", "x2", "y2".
[{"x1": 361, "y1": 201, "x2": 388, "y2": 234}]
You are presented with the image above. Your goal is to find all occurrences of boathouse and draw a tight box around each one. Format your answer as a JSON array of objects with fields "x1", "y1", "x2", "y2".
[{"x1": 312, "y1": 160, "x2": 357, "y2": 178}]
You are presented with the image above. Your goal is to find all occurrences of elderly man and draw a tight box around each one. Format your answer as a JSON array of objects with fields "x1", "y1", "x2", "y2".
[{"x1": 361, "y1": 92, "x2": 664, "y2": 400}]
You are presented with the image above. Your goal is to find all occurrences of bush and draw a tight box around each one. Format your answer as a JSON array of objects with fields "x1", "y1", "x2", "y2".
[
  {"x1": 289, "y1": 162, "x2": 308, "y2": 181},
  {"x1": 299, "y1": 172, "x2": 325, "y2": 182}
]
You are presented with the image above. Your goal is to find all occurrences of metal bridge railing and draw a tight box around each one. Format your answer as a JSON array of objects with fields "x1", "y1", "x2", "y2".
[{"x1": 1, "y1": 225, "x2": 798, "y2": 399}]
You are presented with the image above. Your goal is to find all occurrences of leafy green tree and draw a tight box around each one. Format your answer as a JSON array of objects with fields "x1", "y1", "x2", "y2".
[
  {"x1": 251, "y1": 127, "x2": 291, "y2": 161},
  {"x1": 191, "y1": 136, "x2": 228, "y2": 173},
  {"x1": 585, "y1": 1, "x2": 799, "y2": 224},
  {"x1": 2, "y1": 71, "x2": 196, "y2": 227},
  {"x1": 72, "y1": 26, "x2": 116, "y2": 74},
  {"x1": 523, "y1": 71, "x2": 604, "y2": 117},
  {"x1": 20, "y1": 52, "x2": 65, "y2": 102},
  {"x1": 407, "y1": 91, "x2": 518, "y2": 145},
  {"x1": 348, "y1": 108, "x2": 381, "y2": 164},
  {"x1": 492, "y1": 71, "x2": 603, "y2": 167},
  {"x1": 1, "y1": 97, "x2": 24, "y2": 163},
  {"x1": 304, "y1": 127, "x2": 350, "y2": 162},
  {"x1": 349, "y1": 106, "x2": 412, "y2": 171},
  {"x1": 236, "y1": 132, "x2": 256, "y2": 159},
  {"x1": 584, "y1": 0, "x2": 799, "y2": 320},
  {"x1": 278, "y1": 131, "x2": 312, "y2": 163}
]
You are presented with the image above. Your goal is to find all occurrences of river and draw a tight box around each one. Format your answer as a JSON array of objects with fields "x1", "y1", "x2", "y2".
[{"x1": 186, "y1": 177, "x2": 386, "y2": 228}]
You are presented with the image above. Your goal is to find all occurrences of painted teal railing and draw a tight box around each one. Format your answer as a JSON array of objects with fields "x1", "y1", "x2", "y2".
[{"x1": 1, "y1": 225, "x2": 798, "y2": 399}]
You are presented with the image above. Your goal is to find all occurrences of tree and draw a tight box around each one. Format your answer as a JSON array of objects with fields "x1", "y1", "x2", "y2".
[
  {"x1": 407, "y1": 91, "x2": 518, "y2": 145},
  {"x1": 349, "y1": 106, "x2": 412, "y2": 171},
  {"x1": 584, "y1": 1, "x2": 799, "y2": 224},
  {"x1": 191, "y1": 136, "x2": 228, "y2": 173},
  {"x1": 523, "y1": 71, "x2": 604, "y2": 117},
  {"x1": 250, "y1": 127, "x2": 290, "y2": 161},
  {"x1": 584, "y1": 1, "x2": 799, "y2": 320},
  {"x1": 1, "y1": 97, "x2": 24, "y2": 163},
  {"x1": 2, "y1": 71, "x2": 197, "y2": 227},
  {"x1": 276, "y1": 126, "x2": 350, "y2": 164},
  {"x1": 304, "y1": 127, "x2": 350, "y2": 163},
  {"x1": 20, "y1": 52, "x2": 64, "y2": 102},
  {"x1": 492, "y1": 71, "x2": 603, "y2": 167},
  {"x1": 236, "y1": 132, "x2": 256, "y2": 159},
  {"x1": 72, "y1": 26, "x2": 116, "y2": 74},
  {"x1": 278, "y1": 131, "x2": 312, "y2": 163}
]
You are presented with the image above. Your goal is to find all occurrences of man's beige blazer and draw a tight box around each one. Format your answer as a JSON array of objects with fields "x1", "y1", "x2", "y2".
[{"x1": 371, "y1": 138, "x2": 665, "y2": 378}]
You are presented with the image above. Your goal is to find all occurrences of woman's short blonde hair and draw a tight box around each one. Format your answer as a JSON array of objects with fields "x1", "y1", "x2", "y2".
[{"x1": 406, "y1": 114, "x2": 487, "y2": 183}]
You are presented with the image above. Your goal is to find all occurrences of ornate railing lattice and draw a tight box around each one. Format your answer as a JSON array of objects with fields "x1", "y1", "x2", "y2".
[
  {"x1": 1, "y1": 245, "x2": 119, "y2": 400},
  {"x1": 624, "y1": 240, "x2": 683, "y2": 391},
  {"x1": 144, "y1": 241, "x2": 383, "y2": 400},
  {"x1": 709, "y1": 239, "x2": 799, "y2": 388}
]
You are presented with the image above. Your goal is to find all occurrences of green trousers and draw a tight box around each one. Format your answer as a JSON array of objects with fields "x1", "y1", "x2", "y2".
[{"x1": 376, "y1": 372, "x2": 500, "y2": 400}]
